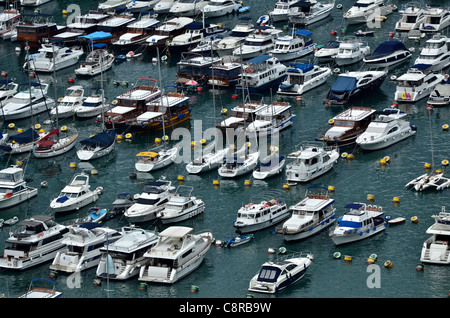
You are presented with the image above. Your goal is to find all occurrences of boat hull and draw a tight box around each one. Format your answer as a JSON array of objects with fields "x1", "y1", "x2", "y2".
[
  {"x1": 330, "y1": 223, "x2": 386, "y2": 245},
  {"x1": 159, "y1": 204, "x2": 205, "y2": 224},
  {"x1": 0, "y1": 188, "x2": 38, "y2": 209},
  {"x1": 234, "y1": 208, "x2": 290, "y2": 234},
  {"x1": 281, "y1": 214, "x2": 336, "y2": 242}
]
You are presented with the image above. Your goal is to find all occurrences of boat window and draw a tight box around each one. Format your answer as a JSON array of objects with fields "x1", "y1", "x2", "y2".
[
  {"x1": 4, "y1": 242, "x2": 31, "y2": 252},
  {"x1": 257, "y1": 266, "x2": 281, "y2": 282},
  {"x1": 387, "y1": 126, "x2": 398, "y2": 134},
  {"x1": 136, "y1": 197, "x2": 160, "y2": 205},
  {"x1": 68, "y1": 245, "x2": 84, "y2": 254}
]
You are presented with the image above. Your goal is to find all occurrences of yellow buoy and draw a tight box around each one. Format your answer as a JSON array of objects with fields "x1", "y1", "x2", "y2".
[
  {"x1": 442, "y1": 159, "x2": 449, "y2": 166},
  {"x1": 379, "y1": 159, "x2": 387, "y2": 166},
  {"x1": 34, "y1": 124, "x2": 41, "y2": 130},
  {"x1": 341, "y1": 152, "x2": 348, "y2": 158},
  {"x1": 269, "y1": 146, "x2": 278, "y2": 152},
  {"x1": 61, "y1": 126, "x2": 68, "y2": 132},
  {"x1": 69, "y1": 162, "x2": 77, "y2": 169},
  {"x1": 17, "y1": 128, "x2": 23, "y2": 133},
  {"x1": 346, "y1": 154, "x2": 354, "y2": 160},
  {"x1": 384, "y1": 260, "x2": 393, "y2": 268},
  {"x1": 367, "y1": 194, "x2": 375, "y2": 201},
  {"x1": 344, "y1": 255, "x2": 352, "y2": 262},
  {"x1": 91, "y1": 169, "x2": 98, "y2": 175},
  {"x1": 125, "y1": 133, "x2": 132, "y2": 139},
  {"x1": 116, "y1": 135, "x2": 123, "y2": 141},
  {"x1": 244, "y1": 180, "x2": 251, "y2": 186},
  {"x1": 39, "y1": 129, "x2": 45, "y2": 133},
  {"x1": 8, "y1": 123, "x2": 15, "y2": 129},
  {"x1": 383, "y1": 156, "x2": 390, "y2": 163},
  {"x1": 162, "y1": 135, "x2": 169, "y2": 142},
  {"x1": 191, "y1": 141, "x2": 197, "y2": 148},
  {"x1": 424, "y1": 162, "x2": 431, "y2": 169},
  {"x1": 328, "y1": 118, "x2": 335, "y2": 125},
  {"x1": 443, "y1": 124, "x2": 449, "y2": 130},
  {"x1": 392, "y1": 197, "x2": 400, "y2": 203},
  {"x1": 177, "y1": 175, "x2": 184, "y2": 182},
  {"x1": 328, "y1": 185, "x2": 335, "y2": 193},
  {"x1": 411, "y1": 216, "x2": 419, "y2": 223},
  {"x1": 16, "y1": 161, "x2": 23, "y2": 167},
  {"x1": 62, "y1": 10, "x2": 68, "y2": 14},
  {"x1": 436, "y1": 169, "x2": 442, "y2": 174},
  {"x1": 283, "y1": 184, "x2": 290, "y2": 190},
  {"x1": 155, "y1": 137, "x2": 162, "y2": 144},
  {"x1": 221, "y1": 108, "x2": 228, "y2": 115},
  {"x1": 200, "y1": 139, "x2": 206, "y2": 146},
  {"x1": 212, "y1": 180, "x2": 220, "y2": 186}
]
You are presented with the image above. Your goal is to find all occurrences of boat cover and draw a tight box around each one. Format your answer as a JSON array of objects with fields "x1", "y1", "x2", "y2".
[
  {"x1": 56, "y1": 195, "x2": 69, "y2": 203},
  {"x1": 295, "y1": 30, "x2": 313, "y2": 37},
  {"x1": 9, "y1": 128, "x2": 39, "y2": 144},
  {"x1": 330, "y1": 76, "x2": 357, "y2": 93},
  {"x1": 186, "y1": 22, "x2": 210, "y2": 30},
  {"x1": 411, "y1": 64, "x2": 432, "y2": 71},
  {"x1": 365, "y1": 40, "x2": 408, "y2": 60},
  {"x1": 288, "y1": 63, "x2": 314, "y2": 73},
  {"x1": 246, "y1": 55, "x2": 271, "y2": 64},
  {"x1": 80, "y1": 131, "x2": 115, "y2": 148},
  {"x1": 344, "y1": 203, "x2": 364, "y2": 209},
  {"x1": 79, "y1": 31, "x2": 112, "y2": 41},
  {"x1": 79, "y1": 222, "x2": 102, "y2": 229}
]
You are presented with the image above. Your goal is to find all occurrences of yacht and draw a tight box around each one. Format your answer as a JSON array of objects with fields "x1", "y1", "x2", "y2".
[
  {"x1": 145, "y1": 17, "x2": 193, "y2": 52},
  {"x1": 216, "y1": 100, "x2": 267, "y2": 131},
  {"x1": 363, "y1": 40, "x2": 412, "y2": 68},
  {"x1": 158, "y1": 186, "x2": 205, "y2": 224},
  {"x1": 246, "y1": 101, "x2": 295, "y2": 137},
  {"x1": 170, "y1": 0, "x2": 211, "y2": 17},
  {"x1": 395, "y1": 2, "x2": 426, "y2": 31},
  {"x1": 20, "y1": 0, "x2": 53, "y2": 6},
  {"x1": 112, "y1": 12, "x2": 160, "y2": 48},
  {"x1": 420, "y1": 207, "x2": 450, "y2": 264},
  {"x1": 96, "y1": 226, "x2": 159, "y2": 280},
  {"x1": 270, "y1": 30, "x2": 315, "y2": 62},
  {"x1": 232, "y1": 25, "x2": 283, "y2": 60},
  {"x1": 138, "y1": 226, "x2": 213, "y2": 284},
  {"x1": 33, "y1": 128, "x2": 79, "y2": 159},
  {"x1": 427, "y1": 78, "x2": 450, "y2": 106},
  {"x1": 0, "y1": 215, "x2": 69, "y2": 270},
  {"x1": 314, "y1": 40, "x2": 340, "y2": 63},
  {"x1": 50, "y1": 172, "x2": 103, "y2": 213},
  {"x1": 76, "y1": 88, "x2": 108, "y2": 118},
  {"x1": 394, "y1": 65, "x2": 445, "y2": 102},
  {"x1": 343, "y1": 0, "x2": 393, "y2": 25},
  {"x1": 50, "y1": 223, "x2": 122, "y2": 273},
  {"x1": 419, "y1": 6, "x2": 450, "y2": 32},
  {"x1": 276, "y1": 186, "x2": 336, "y2": 241},
  {"x1": 202, "y1": 0, "x2": 241, "y2": 17},
  {"x1": 324, "y1": 70, "x2": 387, "y2": 106},
  {"x1": 175, "y1": 53, "x2": 221, "y2": 87},
  {"x1": 50, "y1": 86, "x2": 85, "y2": 119},
  {"x1": 0, "y1": 128, "x2": 45, "y2": 155},
  {"x1": 332, "y1": 36, "x2": 370, "y2": 66},
  {"x1": 413, "y1": 35, "x2": 450, "y2": 72},
  {"x1": 233, "y1": 199, "x2": 289, "y2": 233},
  {"x1": 124, "y1": 179, "x2": 175, "y2": 224},
  {"x1": 236, "y1": 55, "x2": 287, "y2": 94},
  {"x1": 126, "y1": 0, "x2": 161, "y2": 12},
  {"x1": 288, "y1": 0, "x2": 334, "y2": 25},
  {"x1": 285, "y1": 141, "x2": 339, "y2": 184},
  {"x1": 208, "y1": 55, "x2": 242, "y2": 88},
  {"x1": 76, "y1": 130, "x2": 116, "y2": 161},
  {"x1": 25, "y1": 44, "x2": 84, "y2": 73},
  {"x1": 317, "y1": 106, "x2": 377, "y2": 147},
  {"x1": 95, "y1": 14, "x2": 136, "y2": 44},
  {"x1": 98, "y1": 0, "x2": 132, "y2": 11},
  {"x1": 0, "y1": 165, "x2": 38, "y2": 209},
  {"x1": 0, "y1": 8, "x2": 21, "y2": 39},
  {"x1": 248, "y1": 252, "x2": 313, "y2": 294},
  {"x1": 213, "y1": 17, "x2": 254, "y2": 57},
  {"x1": 75, "y1": 44, "x2": 115, "y2": 77},
  {"x1": 277, "y1": 62, "x2": 332, "y2": 96},
  {"x1": 135, "y1": 146, "x2": 179, "y2": 172},
  {"x1": 406, "y1": 170, "x2": 450, "y2": 192},
  {"x1": 15, "y1": 13, "x2": 62, "y2": 51},
  {"x1": 218, "y1": 149, "x2": 260, "y2": 178},
  {"x1": 18, "y1": 278, "x2": 62, "y2": 298},
  {"x1": 329, "y1": 202, "x2": 387, "y2": 245},
  {"x1": 154, "y1": 0, "x2": 176, "y2": 13},
  {"x1": 186, "y1": 142, "x2": 230, "y2": 174},
  {"x1": 269, "y1": 0, "x2": 302, "y2": 22},
  {"x1": 0, "y1": 79, "x2": 18, "y2": 104},
  {"x1": 252, "y1": 151, "x2": 285, "y2": 180},
  {"x1": 356, "y1": 108, "x2": 416, "y2": 150}
]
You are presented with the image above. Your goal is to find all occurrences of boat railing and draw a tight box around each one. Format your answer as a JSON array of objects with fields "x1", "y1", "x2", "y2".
[{"x1": 270, "y1": 251, "x2": 312, "y2": 263}]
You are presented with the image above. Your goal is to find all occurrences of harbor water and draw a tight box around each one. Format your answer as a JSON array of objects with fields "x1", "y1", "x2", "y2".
[{"x1": 0, "y1": 0, "x2": 449, "y2": 301}]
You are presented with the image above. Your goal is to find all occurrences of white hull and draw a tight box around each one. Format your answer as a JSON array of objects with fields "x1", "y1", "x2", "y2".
[
  {"x1": 3, "y1": 99, "x2": 55, "y2": 121},
  {"x1": 271, "y1": 44, "x2": 315, "y2": 62},
  {"x1": 159, "y1": 204, "x2": 205, "y2": 224},
  {"x1": 135, "y1": 147, "x2": 177, "y2": 172},
  {"x1": 357, "y1": 129, "x2": 415, "y2": 150},
  {"x1": 51, "y1": 192, "x2": 99, "y2": 213},
  {"x1": 218, "y1": 152, "x2": 259, "y2": 178},
  {"x1": 33, "y1": 136, "x2": 78, "y2": 158},
  {"x1": 330, "y1": 223, "x2": 386, "y2": 245},
  {"x1": 0, "y1": 243, "x2": 65, "y2": 270},
  {"x1": 234, "y1": 207, "x2": 290, "y2": 234},
  {"x1": 77, "y1": 142, "x2": 115, "y2": 161},
  {"x1": 282, "y1": 214, "x2": 335, "y2": 241},
  {"x1": 76, "y1": 106, "x2": 105, "y2": 118},
  {"x1": 0, "y1": 188, "x2": 38, "y2": 209},
  {"x1": 186, "y1": 149, "x2": 227, "y2": 174}
]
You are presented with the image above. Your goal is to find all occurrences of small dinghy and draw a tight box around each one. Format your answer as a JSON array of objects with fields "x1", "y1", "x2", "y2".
[
  {"x1": 387, "y1": 217, "x2": 406, "y2": 225},
  {"x1": 4, "y1": 216, "x2": 18, "y2": 225},
  {"x1": 84, "y1": 207, "x2": 108, "y2": 223},
  {"x1": 224, "y1": 234, "x2": 254, "y2": 247},
  {"x1": 252, "y1": 153, "x2": 285, "y2": 180}
]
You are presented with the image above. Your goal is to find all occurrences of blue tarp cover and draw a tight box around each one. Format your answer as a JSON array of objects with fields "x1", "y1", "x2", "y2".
[
  {"x1": 79, "y1": 31, "x2": 112, "y2": 41},
  {"x1": 247, "y1": 55, "x2": 271, "y2": 64},
  {"x1": 338, "y1": 220, "x2": 362, "y2": 228},
  {"x1": 56, "y1": 195, "x2": 69, "y2": 203},
  {"x1": 344, "y1": 203, "x2": 364, "y2": 209},
  {"x1": 288, "y1": 63, "x2": 314, "y2": 73},
  {"x1": 295, "y1": 30, "x2": 313, "y2": 37},
  {"x1": 330, "y1": 76, "x2": 357, "y2": 93},
  {"x1": 186, "y1": 22, "x2": 210, "y2": 30},
  {"x1": 80, "y1": 131, "x2": 115, "y2": 148},
  {"x1": 365, "y1": 40, "x2": 407, "y2": 60},
  {"x1": 411, "y1": 64, "x2": 432, "y2": 70},
  {"x1": 10, "y1": 128, "x2": 39, "y2": 144}
]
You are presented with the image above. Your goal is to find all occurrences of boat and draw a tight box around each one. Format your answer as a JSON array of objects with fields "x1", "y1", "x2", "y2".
[
  {"x1": 153, "y1": 0, "x2": 176, "y2": 14},
  {"x1": 233, "y1": 198, "x2": 289, "y2": 233},
  {"x1": 277, "y1": 62, "x2": 332, "y2": 96},
  {"x1": 420, "y1": 206, "x2": 450, "y2": 264},
  {"x1": 248, "y1": 252, "x2": 313, "y2": 294},
  {"x1": 223, "y1": 233, "x2": 254, "y2": 247},
  {"x1": 318, "y1": 106, "x2": 377, "y2": 147},
  {"x1": 124, "y1": 179, "x2": 175, "y2": 223},
  {"x1": 202, "y1": 0, "x2": 242, "y2": 18},
  {"x1": 175, "y1": 52, "x2": 221, "y2": 87},
  {"x1": 387, "y1": 216, "x2": 406, "y2": 224},
  {"x1": 269, "y1": 30, "x2": 315, "y2": 62},
  {"x1": 17, "y1": 279, "x2": 62, "y2": 298},
  {"x1": 394, "y1": 65, "x2": 445, "y2": 102},
  {"x1": 363, "y1": 40, "x2": 412, "y2": 68},
  {"x1": 0, "y1": 79, "x2": 18, "y2": 104},
  {"x1": 236, "y1": 55, "x2": 287, "y2": 94},
  {"x1": 4, "y1": 216, "x2": 19, "y2": 226},
  {"x1": 20, "y1": 0, "x2": 53, "y2": 5},
  {"x1": 269, "y1": 0, "x2": 302, "y2": 22},
  {"x1": 419, "y1": 5, "x2": 450, "y2": 33},
  {"x1": 157, "y1": 186, "x2": 205, "y2": 224},
  {"x1": 25, "y1": 43, "x2": 84, "y2": 73},
  {"x1": 76, "y1": 87, "x2": 108, "y2": 118},
  {"x1": 314, "y1": 40, "x2": 340, "y2": 63},
  {"x1": 354, "y1": 30, "x2": 375, "y2": 36},
  {"x1": 33, "y1": 128, "x2": 79, "y2": 158},
  {"x1": 50, "y1": 85, "x2": 85, "y2": 119},
  {"x1": 96, "y1": 226, "x2": 159, "y2": 280},
  {"x1": 405, "y1": 170, "x2": 450, "y2": 192},
  {"x1": 355, "y1": 108, "x2": 416, "y2": 150},
  {"x1": 218, "y1": 147, "x2": 260, "y2": 178},
  {"x1": 76, "y1": 130, "x2": 116, "y2": 161},
  {"x1": 329, "y1": 203, "x2": 387, "y2": 245},
  {"x1": 413, "y1": 35, "x2": 450, "y2": 72},
  {"x1": 186, "y1": 142, "x2": 230, "y2": 174},
  {"x1": 285, "y1": 142, "x2": 339, "y2": 184},
  {"x1": 50, "y1": 172, "x2": 103, "y2": 213},
  {"x1": 112, "y1": 12, "x2": 160, "y2": 48},
  {"x1": 138, "y1": 226, "x2": 213, "y2": 284},
  {"x1": 0, "y1": 128, "x2": 45, "y2": 155},
  {"x1": 252, "y1": 151, "x2": 285, "y2": 180},
  {"x1": 208, "y1": 55, "x2": 242, "y2": 88},
  {"x1": 246, "y1": 101, "x2": 295, "y2": 137},
  {"x1": 0, "y1": 9, "x2": 21, "y2": 40},
  {"x1": 276, "y1": 186, "x2": 336, "y2": 241},
  {"x1": 111, "y1": 192, "x2": 135, "y2": 213},
  {"x1": 50, "y1": 223, "x2": 122, "y2": 273},
  {"x1": 395, "y1": 2, "x2": 426, "y2": 32},
  {"x1": 216, "y1": 100, "x2": 267, "y2": 131},
  {"x1": 0, "y1": 215, "x2": 69, "y2": 270},
  {"x1": 427, "y1": 78, "x2": 450, "y2": 107},
  {"x1": 213, "y1": 17, "x2": 255, "y2": 57},
  {"x1": 169, "y1": 0, "x2": 210, "y2": 17},
  {"x1": 332, "y1": 36, "x2": 370, "y2": 66},
  {"x1": 324, "y1": 70, "x2": 387, "y2": 106},
  {"x1": 16, "y1": 13, "x2": 63, "y2": 51},
  {"x1": 84, "y1": 206, "x2": 109, "y2": 223},
  {"x1": 135, "y1": 146, "x2": 179, "y2": 173},
  {"x1": 98, "y1": 0, "x2": 133, "y2": 11},
  {"x1": 145, "y1": 17, "x2": 193, "y2": 52},
  {"x1": 75, "y1": 44, "x2": 115, "y2": 76},
  {"x1": 188, "y1": 35, "x2": 224, "y2": 56},
  {"x1": 288, "y1": 0, "x2": 334, "y2": 25},
  {"x1": 126, "y1": 0, "x2": 161, "y2": 12},
  {"x1": 62, "y1": 10, "x2": 110, "y2": 42},
  {"x1": 95, "y1": 14, "x2": 136, "y2": 44},
  {"x1": 343, "y1": 0, "x2": 393, "y2": 25},
  {"x1": 232, "y1": 25, "x2": 282, "y2": 60}
]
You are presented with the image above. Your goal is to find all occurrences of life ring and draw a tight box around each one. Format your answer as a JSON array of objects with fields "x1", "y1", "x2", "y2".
[{"x1": 401, "y1": 92, "x2": 406, "y2": 100}]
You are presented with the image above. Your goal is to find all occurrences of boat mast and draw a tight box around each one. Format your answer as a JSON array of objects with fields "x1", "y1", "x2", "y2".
[
  {"x1": 52, "y1": 45, "x2": 60, "y2": 140},
  {"x1": 157, "y1": 47, "x2": 166, "y2": 150}
]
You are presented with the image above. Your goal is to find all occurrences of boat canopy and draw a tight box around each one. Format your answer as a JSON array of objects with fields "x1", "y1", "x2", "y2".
[
  {"x1": 330, "y1": 76, "x2": 357, "y2": 93},
  {"x1": 344, "y1": 203, "x2": 364, "y2": 209},
  {"x1": 365, "y1": 40, "x2": 408, "y2": 60},
  {"x1": 136, "y1": 151, "x2": 159, "y2": 157},
  {"x1": 186, "y1": 22, "x2": 209, "y2": 30},
  {"x1": 410, "y1": 64, "x2": 431, "y2": 71},
  {"x1": 295, "y1": 30, "x2": 313, "y2": 37},
  {"x1": 246, "y1": 55, "x2": 271, "y2": 64},
  {"x1": 9, "y1": 128, "x2": 39, "y2": 144},
  {"x1": 79, "y1": 31, "x2": 112, "y2": 41},
  {"x1": 288, "y1": 63, "x2": 314, "y2": 73},
  {"x1": 80, "y1": 131, "x2": 115, "y2": 147}
]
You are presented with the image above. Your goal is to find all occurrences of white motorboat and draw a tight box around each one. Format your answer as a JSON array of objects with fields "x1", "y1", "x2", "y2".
[
  {"x1": 363, "y1": 40, "x2": 412, "y2": 68},
  {"x1": 50, "y1": 85, "x2": 85, "y2": 119},
  {"x1": 356, "y1": 108, "x2": 416, "y2": 150},
  {"x1": 202, "y1": 0, "x2": 241, "y2": 18},
  {"x1": 276, "y1": 186, "x2": 336, "y2": 241},
  {"x1": 232, "y1": 25, "x2": 283, "y2": 60},
  {"x1": 169, "y1": 22, "x2": 225, "y2": 55},
  {"x1": 33, "y1": 128, "x2": 79, "y2": 158},
  {"x1": 25, "y1": 44, "x2": 83, "y2": 73},
  {"x1": 50, "y1": 172, "x2": 102, "y2": 213},
  {"x1": 285, "y1": 141, "x2": 339, "y2": 184},
  {"x1": 112, "y1": 12, "x2": 160, "y2": 47},
  {"x1": 233, "y1": 198, "x2": 289, "y2": 233},
  {"x1": 269, "y1": 0, "x2": 302, "y2": 22},
  {"x1": 186, "y1": 142, "x2": 230, "y2": 174},
  {"x1": 18, "y1": 279, "x2": 62, "y2": 298},
  {"x1": 0, "y1": 79, "x2": 18, "y2": 104},
  {"x1": 314, "y1": 40, "x2": 340, "y2": 63},
  {"x1": 158, "y1": 186, "x2": 205, "y2": 224},
  {"x1": 420, "y1": 207, "x2": 450, "y2": 264},
  {"x1": 405, "y1": 170, "x2": 450, "y2": 192},
  {"x1": 213, "y1": 17, "x2": 254, "y2": 57},
  {"x1": 0, "y1": 215, "x2": 69, "y2": 270},
  {"x1": 0, "y1": 165, "x2": 38, "y2": 209},
  {"x1": 50, "y1": 223, "x2": 122, "y2": 273},
  {"x1": 427, "y1": 78, "x2": 450, "y2": 106},
  {"x1": 153, "y1": 0, "x2": 176, "y2": 13},
  {"x1": 96, "y1": 226, "x2": 159, "y2": 280},
  {"x1": 0, "y1": 127, "x2": 46, "y2": 155},
  {"x1": 395, "y1": 2, "x2": 426, "y2": 31},
  {"x1": 124, "y1": 179, "x2": 175, "y2": 224},
  {"x1": 394, "y1": 65, "x2": 445, "y2": 102},
  {"x1": 135, "y1": 146, "x2": 178, "y2": 172},
  {"x1": 419, "y1": 6, "x2": 450, "y2": 32},
  {"x1": 329, "y1": 202, "x2": 387, "y2": 245},
  {"x1": 269, "y1": 30, "x2": 315, "y2": 62},
  {"x1": 218, "y1": 149, "x2": 260, "y2": 178},
  {"x1": 75, "y1": 45, "x2": 114, "y2": 77},
  {"x1": 0, "y1": 9, "x2": 21, "y2": 39},
  {"x1": 277, "y1": 62, "x2": 332, "y2": 96},
  {"x1": 98, "y1": 0, "x2": 132, "y2": 11},
  {"x1": 216, "y1": 100, "x2": 267, "y2": 131},
  {"x1": 76, "y1": 88, "x2": 108, "y2": 118},
  {"x1": 288, "y1": 0, "x2": 334, "y2": 25},
  {"x1": 20, "y1": 0, "x2": 53, "y2": 6},
  {"x1": 248, "y1": 252, "x2": 313, "y2": 294},
  {"x1": 343, "y1": 0, "x2": 393, "y2": 25},
  {"x1": 138, "y1": 226, "x2": 213, "y2": 284},
  {"x1": 246, "y1": 101, "x2": 295, "y2": 137},
  {"x1": 126, "y1": 0, "x2": 161, "y2": 12},
  {"x1": 413, "y1": 35, "x2": 450, "y2": 72},
  {"x1": 170, "y1": 0, "x2": 210, "y2": 17},
  {"x1": 76, "y1": 130, "x2": 116, "y2": 161},
  {"x1": 332, "y1": 36, "x2": 370, "y2": 66},
  {"x1": 252, "y1": 151, "x2": 285, "y2": 180},
  {"x1": 175, "y1": 52, "x2": 221, "y2": 87}
]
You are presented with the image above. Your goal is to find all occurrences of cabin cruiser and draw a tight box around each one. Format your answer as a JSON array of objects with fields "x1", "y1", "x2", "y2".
[
  {"x1": 18, "y1": 278, "x2": 62, "y2": 298},
  {"x1": 288, "y1": 0, "x2": 334, "y2": 25},
  {"x1": 420, "y1": 207, "x2": 450, "y2": 264},
  {"x1": 324, "y1": 70, "x2": 387, "y2": 106},
  {"x1": 186, "y1": 142, "x2": 230, "y2": 174},
  {"x1": 76, "y1": 88, "x2": 108, "y2": 118},
  {"x1": 145, "y1": 17, "x2": 193, "y2": 52},
  {"x1": 75, "y1": 44, "x2": 114, "y2": 77},
  {"x1": 24, "y1": 44, "x2": 84, "y2": 72},
  {"x1": 276, "y1": 186, "x2": 336, "y2": 241},
  {"x1": 269, "y1": 0, "x2": 302, "y2": 22},
  {"x1": 233, "y1": 199, "x2": 289, "y2": 233},
  {"x1": 154, "y1": 0, "x2": 176, "y2": 13},
  {"x1": 208, "y1": 55, "x2": 242, "y2": 88},
  {"x1": 96, "y1": 226, "x2": 159, "y2": 280},
  {"x1": 0, "y1": 9, "x2": 21, "y2": 39},
  {"x1": 202, "y1": 0, "x2": 242, "y2": 17},
  {"x1": 169, "y1": 0, "x2": 211, "y2": 17},
  {"x1": 138, "y1": 226, "x2": 213, "y2": 284},
  {"x1": 356, "y1": 108, "x2": 416, "y2": 150},
  {"x1": 248, "y1": 252, "x2": 313, "y2": 294},
  {"x1": 98, "y1": 0, "x2": 132, "y2": 11},
  {"x1": 246, "y1": 101, "x2": 295, "y2": 137},
  {"x1": 175, "y1": 53, "x2": 221, "y2": 87},
  {"x1": 76, "y1": 130, "x2": 116, "y2": 161},
  {"x1": 318, "y1": 106, "x2": 377, "y2": 147},
  {"x1": 218, "y1": 149, "x2": 260, "y2": 178},
  {"x1": 216, "y1": 100, "x2": 267, "y2": 131},
  {"x1": 95, "y1": 14, "x2": 136, "y2": 44},
  {"x1": 413, "y1": 35, "x2": 450, "y2": 72},
  {"x1": 269, "y1": 30, "x2": 315, "y2": 62},
  {"x1": 112, "y1": 12, "x2": 160, "y2": 48},
  {"x1": 0, "y1": 215, "x2": 69, "y2": 270},
  {"x1": 427, "y1": 78, "x2": 450, "y2": 106},
  {"x1": 419, "y1": 6, "x2": 450, "y2": 32},
  {"x1": 126, "y1": 0, "x2": 161, "y2": 12},
  {"x1": 50, "y1": 86, "x2": 85, "y2": 119},
  {"x1": 343, "y1": 0, "x2": 393, "y2": 25},
  {"x1": 134, "y1": 146, "x2": 179, "y2": 172},
  {"x1": 314, "y1": 40, "x2": 340, "y2": 62},
  {"x1": 394, "y1": 65, "x2": 445, "y2": 102},
  {"x1": 395, "y1": 2, "x2": 426, "y2": 31},
  {"x1": 277, "y1": 63, "x2": 332, "y2": 96},
  {"x1": 213, "y1": 17, "x2": 254, "y2": 57},
  {"x1": 285, "y1": 142, "x2": 339, "y2": 184},
  {"x1": 332, "y1": 36, "x2": 370, "y2": 66},
  {"x1": 33, "y1": 128, "x2": 79, "y2": 159},
  {"x1": 0, "y1": 165, "x2": 38, "y2": 209},
  {"x1": 232, "y1": 25, "x2": 283, "y2": 60},
  {"x1": 0, "y1": 79, "x2": 18, "y2": 104},
  {"x1": 363, "y1": 40, "x2": 411, "y2": 68},
  {"x1": 124, "y1": 179, "x2": 175, "y2": 224},
  {"x1": 157, "y1": 186, "x2": 205, "y2": 224},
  {"x1": 50, "y1": 223, "x2": 122, "y2": 273}
]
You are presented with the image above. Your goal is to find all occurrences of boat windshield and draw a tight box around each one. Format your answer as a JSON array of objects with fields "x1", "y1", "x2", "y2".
[
  {"x1": 136, "y1": 197, "x2": 160, "y2": 205},
  {"x1": 165, "y1": 203, "x2": 184, "y2": 212},
  {"x1": 334, "y1": 120, "x2": 354, "y2": 127},
  {"x1": 237, "y1": 212, "x2": 255, "y2": 219},
  {"x1": 365, "y1": 126, "x2": 386, "y2": 133},
  {"x1": 0, "y1": 171, "x2": 22, "y2": 182},
  {"x1": 257, "y1": 266, "x2": 281, "y2": 282}
]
